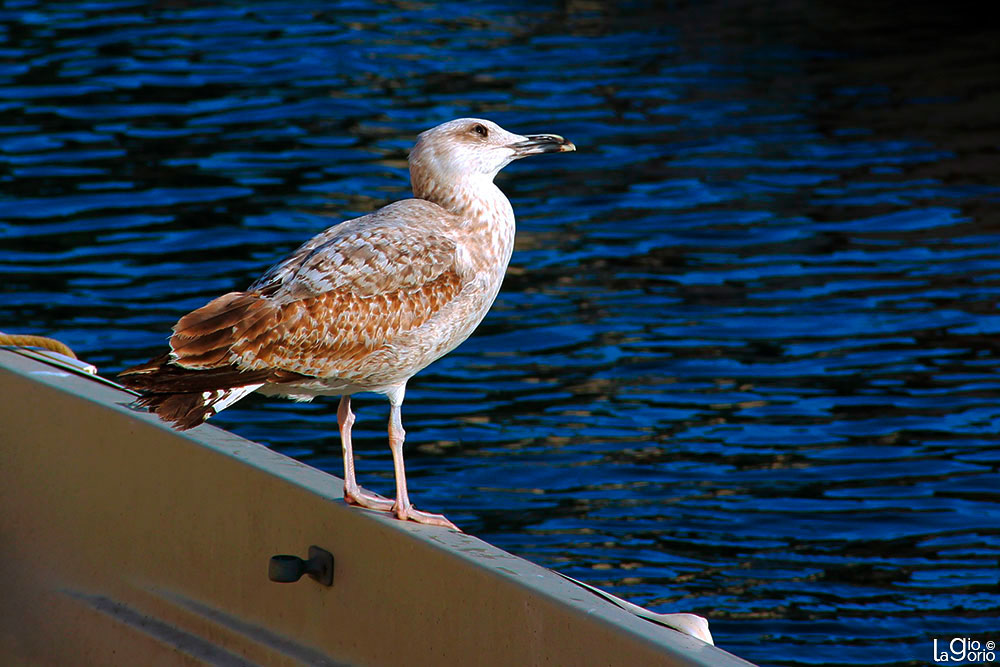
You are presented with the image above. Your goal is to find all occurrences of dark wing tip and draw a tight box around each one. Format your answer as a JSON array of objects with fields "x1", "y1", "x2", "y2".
[{"x1": 130, "y1": 391, "x2": 214, "y2": 430}]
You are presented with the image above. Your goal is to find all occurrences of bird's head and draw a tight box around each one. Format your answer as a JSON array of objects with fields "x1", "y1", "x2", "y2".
[{"x1": 409, "y1": 118, "x2": 575, "y2": 198}]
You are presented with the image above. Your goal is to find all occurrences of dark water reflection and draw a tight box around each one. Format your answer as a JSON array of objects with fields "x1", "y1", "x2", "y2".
[{"x1": 3, "y1": 1, "x2": 999, "y2": 664}]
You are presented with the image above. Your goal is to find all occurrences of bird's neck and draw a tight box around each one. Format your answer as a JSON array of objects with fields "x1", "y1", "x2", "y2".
[
  {"x1": 417, "y1": 174, "x2": 514, "y2": 227},
  {"x1": 414, "y1": 177, "x2": 516, "y2": 274}
]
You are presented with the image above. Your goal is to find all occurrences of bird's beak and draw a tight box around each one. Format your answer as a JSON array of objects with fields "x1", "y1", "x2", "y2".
[{"x1": 509, "y1": 134, "x2": 576, "y2": 158}]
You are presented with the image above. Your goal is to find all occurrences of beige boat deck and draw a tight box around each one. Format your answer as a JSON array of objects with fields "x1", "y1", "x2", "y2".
[{"x1": 0, "y1": 348, "x2": 752, "y2": 666}]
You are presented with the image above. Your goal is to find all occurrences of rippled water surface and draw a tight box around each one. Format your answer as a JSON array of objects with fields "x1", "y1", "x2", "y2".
[{"x1": 3, "y1": 2, "x2": 999, "y2": 664}]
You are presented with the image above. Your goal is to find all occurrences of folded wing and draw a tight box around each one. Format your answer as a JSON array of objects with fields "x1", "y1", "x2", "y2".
[{"x1": 119, "y1": 200, "x2": 466, "y2": 427}]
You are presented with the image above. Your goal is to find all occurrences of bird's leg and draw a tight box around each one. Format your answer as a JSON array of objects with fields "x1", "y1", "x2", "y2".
[
  {"x1": 338, "y1": 395, "x2": 394, "y2": 512},
  {"x1": 387, "y1": 400, "x2": 460, "y2": 531}
]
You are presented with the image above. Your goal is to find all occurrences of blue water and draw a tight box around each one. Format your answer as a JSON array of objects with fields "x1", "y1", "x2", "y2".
[{"x1": 3, "y1": 2, "x2": 999, "y2": 664}]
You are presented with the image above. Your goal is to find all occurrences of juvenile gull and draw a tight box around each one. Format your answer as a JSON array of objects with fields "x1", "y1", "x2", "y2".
[{"x1": 119, "y1": 118, "x2": 575, "y2": 530}]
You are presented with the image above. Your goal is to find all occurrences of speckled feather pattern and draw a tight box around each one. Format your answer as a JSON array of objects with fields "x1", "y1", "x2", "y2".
[
  {"x1": 161, "y1": 194, "x2": 509, "y2": 398},
  {"x1": 119, "y1": 118, "x2": 573, "y2": 428}
]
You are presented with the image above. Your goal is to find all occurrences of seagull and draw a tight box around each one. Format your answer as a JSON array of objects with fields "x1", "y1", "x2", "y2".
[{"x1": 118, "y1": 118, "x2": 575, "y2": 530}]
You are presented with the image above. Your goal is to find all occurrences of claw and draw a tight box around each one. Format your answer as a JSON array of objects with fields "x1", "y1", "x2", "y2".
[
  {"x1": 344, "y1": 485, "x2": 395, "y2": 512},
  {"x1": 393, "y1": 501, "x2": 461, "y2": 531}
]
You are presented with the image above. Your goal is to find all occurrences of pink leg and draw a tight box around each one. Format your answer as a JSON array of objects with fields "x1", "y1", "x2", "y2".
[
  {"x1": 338, "y1": 395, "x2": 394, "y2": 512},
  {"x1": 387, "y1": 400, "x2": 460, "y2": 531}
]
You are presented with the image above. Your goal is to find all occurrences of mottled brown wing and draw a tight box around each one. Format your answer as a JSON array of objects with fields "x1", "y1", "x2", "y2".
[
  {"x1": 167, "y1": 200, "x2": 466, "y2": 379},
  {"x1": 248, "y1": 200, "x2": 459, "y2": 296}
]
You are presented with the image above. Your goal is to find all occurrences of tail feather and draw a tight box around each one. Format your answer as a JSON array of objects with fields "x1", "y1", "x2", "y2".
[
  {"x1": 173, "y1": 292, "x2": 252, "y2": 337},
  {"x1": 119, "y1": 353, "x2": 271, "y2": 393},
  {"x1": 166, "y1": 346, "x2": 231, "y2": 369},
  {"x1": 132, "y1": 385, "x2": 262, "y2": 430},
  {"x1": 118, "y1": 290, "x2": 309, "y2": 430},
  {"x1": 119, "y1": 356, "x2": 272, "y2": 429},
  {"x1": 170, "y1": 291, "x2": 276, "y2": 369}
]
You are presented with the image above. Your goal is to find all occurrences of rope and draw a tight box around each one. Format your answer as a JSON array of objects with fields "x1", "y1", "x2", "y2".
[{"x1": 0, "y1": 332, "x2": 78, "y2": 359}]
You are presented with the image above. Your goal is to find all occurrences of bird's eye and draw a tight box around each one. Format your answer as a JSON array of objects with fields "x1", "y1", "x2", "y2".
[{"x1": 472, "y1": 123, "x2": 488, "y2": 138}]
